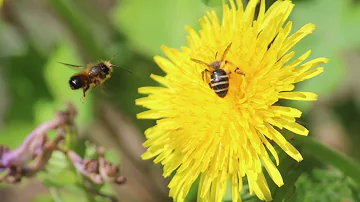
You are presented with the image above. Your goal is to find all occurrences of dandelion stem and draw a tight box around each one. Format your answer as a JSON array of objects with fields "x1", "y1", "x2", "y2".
[{"x1": 295, "y1": 135, "x2": 360, "y2": 185}]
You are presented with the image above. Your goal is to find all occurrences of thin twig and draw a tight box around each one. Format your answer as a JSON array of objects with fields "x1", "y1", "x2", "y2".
[{"x1": 1, "y1": 102, "x2": 76, "y2": 167}]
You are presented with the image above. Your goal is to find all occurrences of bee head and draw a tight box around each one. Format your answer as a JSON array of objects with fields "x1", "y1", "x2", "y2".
[
  {"x1": 104, "y1": 55, "x2": 133, "y2": 75},
  {"x1": 210, "y1": 60, "x2": 222, "y2": 69},
  {"x1": 99, "y1": 62, "x2": 112, "y2": 76}
]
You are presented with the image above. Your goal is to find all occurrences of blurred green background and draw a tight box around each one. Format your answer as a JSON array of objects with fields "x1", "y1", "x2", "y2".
[{"x1": 0, "y1": 0, "x2": 360, "y2": 201}]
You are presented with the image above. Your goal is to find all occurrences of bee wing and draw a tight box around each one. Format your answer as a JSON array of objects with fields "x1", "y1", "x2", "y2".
[
  {"x1": 89, "y1": 82, "x2": 112, "y2": 98},
  {"x1": 99, "y1": 84, "x2": 112, "y2": 98},
  {"x1": 58, "y1": 62, "x2": 85, "y2": 69}
]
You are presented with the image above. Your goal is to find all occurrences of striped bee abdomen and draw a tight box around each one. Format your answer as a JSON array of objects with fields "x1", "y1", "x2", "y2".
[{"x1": 210, "y1": 69, "x2": 229, "y2": 98}]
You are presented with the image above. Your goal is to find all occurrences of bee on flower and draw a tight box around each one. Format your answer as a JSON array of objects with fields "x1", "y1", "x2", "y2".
[
  {"x1": 136, "y1": 0, "x2": 329, "y2": 201},
  {"x1": 191, "y1": 42, "x2": 246, "y2": 98}
]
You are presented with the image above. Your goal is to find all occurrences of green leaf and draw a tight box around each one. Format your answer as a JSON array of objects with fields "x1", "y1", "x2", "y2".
[
  {"x1": 295, "y1": 135, "x2": 360, "y2": 187},
  {"x1": 33, "y1": 187, "x2": 89, "y2": 202},
  {"x1": 40, "y1": 170, "x2": 78, "y2": 187},
  {"x1": 39, "y1": 151, "x2": 79, "y2": 187},
  {"x1": 292, "y1": 168, "x2": 360, "y2": 202}
]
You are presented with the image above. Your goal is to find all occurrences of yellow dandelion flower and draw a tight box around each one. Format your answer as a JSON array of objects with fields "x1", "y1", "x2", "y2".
[{"x1": 136, "y1": 0, "x2": 329, "y2": 201}]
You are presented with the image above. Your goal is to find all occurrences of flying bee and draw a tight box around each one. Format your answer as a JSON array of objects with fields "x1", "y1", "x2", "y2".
[
  {"x1": 190, "y1": 42, "x2": 245, "y2": 98},
  {"x1": 59, "y1": 54, "x2": 132, "y2": 102}
]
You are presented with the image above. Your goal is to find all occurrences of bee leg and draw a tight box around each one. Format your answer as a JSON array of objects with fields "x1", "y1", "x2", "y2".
[
  {"x1": 201, "y1": 69, "x2": 212, "y2": 88},
  {"x1": 81, "y1": 85, "x2": 90, "y2": 103},
  {"x1": 225, "y1": 60, "x2": 245, "y2": 75},
  {"x1": 201, "y1": 70, "x2": 206, "y2": 81},
  {"x1": 234, "y1": 67, "x2": 246, "y2": 75},
  {"x1": 90, "y1": 79, "x2": 101, "y2": 92}
]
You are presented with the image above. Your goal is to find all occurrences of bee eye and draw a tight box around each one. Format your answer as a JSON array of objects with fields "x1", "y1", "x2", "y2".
[
  {"x1": 100, "y1": 64, "x2": 110, "y2": 74},
  {"x1": 100, "y1": 64, "x2": 107, "y2": 70}
]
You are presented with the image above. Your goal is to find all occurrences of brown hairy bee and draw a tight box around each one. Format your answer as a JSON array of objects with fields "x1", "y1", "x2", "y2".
[
  {"x1": 59, "y1": 54, "x2": 131, "y2": 102},
  {"x1": 190, "y1": 43, "x2": 245, "y2": 98}
]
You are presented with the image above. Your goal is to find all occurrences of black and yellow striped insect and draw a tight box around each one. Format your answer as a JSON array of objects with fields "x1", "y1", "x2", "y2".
[{"x1": 190, "y1": 43, "x2": 245, "y2": 98}]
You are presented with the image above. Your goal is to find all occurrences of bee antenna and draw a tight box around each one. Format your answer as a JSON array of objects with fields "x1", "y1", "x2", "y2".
[
  {"x1": 109, "y1": 53, "x2": 121, "y2": 62},
  {"x1": 111, "y1": 65, "x2": 133, "y2": 74},
  {"x1": 190, "y1": 58, "x2": 211, "y2": 67}
]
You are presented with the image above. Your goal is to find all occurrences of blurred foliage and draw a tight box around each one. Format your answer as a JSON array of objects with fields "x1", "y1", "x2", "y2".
[
  {"x1": 1, "y1": 0, "x2": 360, "y2": 201},
  {"x1": 113, "y1": 0, "x2": 215, "y2": 57},
  {"x1": 289, "y1": 0, "x2": 360, "y2": 112},
  {"x1": 201, "y1": 0, "x2": 223, "y2": 7},
  {"x1": 291, "y1": 168, "x2": 360, "y2": 202}
]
